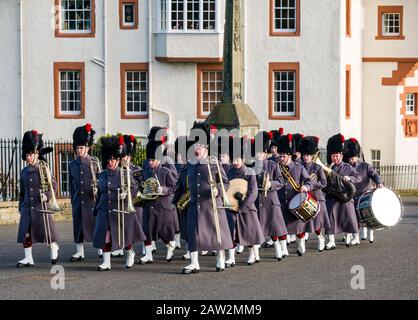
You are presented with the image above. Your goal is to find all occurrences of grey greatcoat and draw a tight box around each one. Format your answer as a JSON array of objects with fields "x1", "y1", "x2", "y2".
[
  {"x1": 141, "y1": 164, "x2": 177, "y2": 242},
  {"x1": 226, "y1": 166, "x2": 265, "y2": 246},
  {"x1": 302, "y1": 161, "x2": 331, "y2": 231},
  {"x1": 93, "y1": 168, "x2": 146, "y2": 251},
  {"x1": 278, "y1": 161, "x2": 314, "y2": 235},
  {"x1": 254, "y1": 159, "x2": 287, "y2": 237},
  {"x1": 173, "y1": 163, "x2": 189, "y2": 241},
  {"x1": 179, "y1": 158, "x2": 233, "y2": 252},
  {"x1": 325, "y1": 162, "x2": 362, "y2": 234},
  {"x1": 69, "y1": 155, "x2": 96, "y2": 243},
  {"x1": 17, "y1": 163, "x2": 59, "y2": 244},
  {"x1": 130, "y1": 163, "x2": 144, "y2": 231}
]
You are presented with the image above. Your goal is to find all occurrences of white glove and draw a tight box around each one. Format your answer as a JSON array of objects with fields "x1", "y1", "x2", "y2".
[
  {"x1": 40, "y1": 193, "x2": 48, "y2": 202},
  {"x1": 265, "y1": 180, "x2": 272, "y2": 191},
  {"x1": 157, "y1": 187, "x2": 163, "y2": 194},
  {"x1": 343, "y1": 176, "x2": 351, "y2": 182},
  {"x1": 300, "y1": 186, "x2": 309, "y2": 193},
  {"x1": 211, "y1": 187, "x2": 219, "y2": 198}
]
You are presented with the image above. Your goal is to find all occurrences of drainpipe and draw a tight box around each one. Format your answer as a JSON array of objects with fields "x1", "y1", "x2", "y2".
[
  {"x1": 104, "y1": 0, "x2": 108, "y2": 134},
  {"x1": 20, "y1": 0, "x2": 24, "y2": 137},
  {"x1": 148, "y1": 0, "x2": 153, "y2": 134}
]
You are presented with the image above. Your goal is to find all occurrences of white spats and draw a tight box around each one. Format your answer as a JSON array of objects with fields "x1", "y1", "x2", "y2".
[
  {"x1": 125, "y1": 248, "x2": 135, "y2": 268},
  {"x1": 280, "y1": 240, "x2": 288, "y2": 257},
  {"x1": 50, "y1": 242, "x2": 59, "y2": 264},
  {"x1": 97, "y1": 249, "x2": 103, "y2": 258},
  {"x1": 317, "y1": 234, "x2": 325, "y2": 252},
  {"x1": 139, "y1": 245, "x2": 153, "y2": 264},
  {"x1": 216, "y1": 250, "x2": 226, "y2": 271},
  {"x1": 369, "y1": 229, "x2": 375, "y2": 243},
  {"x1": 225, "y1": 248, "x2": 236, "y2": 268},
  {"x1": 350, "y1": 233, "x2": 360, "y2": 246},
  {"x1": 17, "y1": 247, "x2": 34, "y2": 267},
  {"x1": 253, "y1": 245, "x2": 261, "y2": 263},
  {"x1": 274, "y1": 240, "x2": 283, "y2": 261},
  {"x1": 247, "y1": 247, "x2": 256, "y2": 265},
  {"x1": 326, "y1": 234, "x2": 336, "y2": 250},
  {"x1": 182, "y1": 251, "x2": 200, "y2": 274},
  {"x1": 166, "y1": 241, "x2": 176, "y2": 262},
  {"x1": 71, "y1": 244, "x2": 84, "y2": 261},
  {"x1": 111, "y1": 249, "x2": 124, "y2": 258},
  {"x1": 98, "y1": 252, "x2": 111, "y2": 271},
  {"x1": 361, "y1": 227, "x2": 368, "y2": 240},
  {"x1": 175, "y1": 233, "x2": 181, "y2": 249},
  {"x1": 236, "y1": 244, "x2": 244, "y2": 254},
  {"x1": 296, "y1": 237, "x2": 306, "y2": 256}
]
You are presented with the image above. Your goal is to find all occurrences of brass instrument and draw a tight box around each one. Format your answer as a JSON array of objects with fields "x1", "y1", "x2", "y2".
[
  {"x1": 207, "y1": 156, "x2": 222, "y2": 245},
  {"x1": 133, "y1": 175, "x2": 162, "y2": 206},
  {"x1": 38, "y1": 160, "x2": 61, "y2": 247},
  {"x1": 208, "y1": 156, "x2": 231, "y2": 208},
  {"x1": 112, "y1": 162, "x2": 136, "y2": 248},
  {"x1": 310, "y1": 172, "x2": 318, "y2": 181},
  {"x1": 177, "y1": 176, "x2": 190, "y2": 211},
  {"x1": 90, "y1": 156, "x2": 102, "y2": 202}
]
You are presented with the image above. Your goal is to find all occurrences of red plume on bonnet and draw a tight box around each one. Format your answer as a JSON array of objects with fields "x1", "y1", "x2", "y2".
[
  {"x1": 251, "y1": 138, "x2": 255, "y2": 144},
  {"x1": 31, "y1": 130, "x2": 38, "y2": 136},
  {"x1": 314, "y1": 136, "x2": 320, "y2": 143},
  {"x1": 130, "y1": 135, "x2": 135, "y2": 142},
  {"x1": 210, "y1": 125, "x2": 217, "y2": 134},
  {"x1": 161, "y1": 135, "x2": 166, "y2": 144},
  {"x1": 340, "y1": 134, "x2": 345, "y2": 143},
  {"x1": 267, "y1": 131, "x2": 273, "y2": 140},
  {"x1": 350, "y1": 138, "x2": 358, "y2": 144},
  {"x1": 85, "y1": 123, "x2": 92, "y2": 133},
  {"x1": 118, "y1": 135, "x2": 125, "y2": 146},
  {"x1": 279, "y1": 128, "x2": 284, "y2": 135},
  {"x1": 287, "y1": 134, "x2": 293, "y2": 142}
]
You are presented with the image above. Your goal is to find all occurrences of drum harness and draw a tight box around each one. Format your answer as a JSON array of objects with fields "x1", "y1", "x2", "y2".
[{"x1": 280, "y1": 164, "x2": 301, "y2": 193}]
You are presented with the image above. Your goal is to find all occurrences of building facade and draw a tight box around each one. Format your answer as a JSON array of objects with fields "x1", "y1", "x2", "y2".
[{"x1": 0, "y1": 0, "x2": 417, "y2": 164}]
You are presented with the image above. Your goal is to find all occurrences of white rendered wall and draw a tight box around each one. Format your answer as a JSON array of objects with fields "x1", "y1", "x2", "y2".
[
  {"x1": 245, "y1": 0, "x2": 342, "y2": 144},
  {"x1": 0, "y1": 0, "x2": 21, "y2": 139}
]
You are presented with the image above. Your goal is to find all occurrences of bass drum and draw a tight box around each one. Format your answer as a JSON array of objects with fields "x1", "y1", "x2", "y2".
[{"x1": 357, "y1": 188, "x2": 403, "y2": 230}]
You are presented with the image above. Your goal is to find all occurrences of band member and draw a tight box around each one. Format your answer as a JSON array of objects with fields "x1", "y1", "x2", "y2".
[
  {"x1": 344, "y1": 138, "x2": 384, "y2": 244},
  {"x1": 93, "y1": 136, "x2": 146, "y2": 270},
  {"x1": 69, "y1": 124, "x2": 102, "y2": 261},
  {"x1": 277, "y1": 134, "x2": 313, "y2": 256},
  {"x1": 180, "y1": 122, "x2": 233, "y2": 274},
  {"x1": 173, "y1": 136, "x2": 191, "y2": 260},
  {"x1": 225, "y1": 137, "x2": 265, "y2": 267},
  {"x1": 252, "y1": 131, "x2": 287, "y2": 261},
  {"x1": 143, "y1": 126, "x2": 178, "y2": 252},
  {"x1": 300, "y1": 136, "x2": 331, "y2": 251},
  {"x1": 292, "y1": 133, "x2": 304, "y2": 164},
  {"x1": 324, "y1": 134, "x2": 362, "y2": 250},
  {"x1": 17, "y1": 130, "x2": 59, "y2": 267},
  {"x1": 139, "y1": 139, "x2": 178, "y2": 264},
  {"x1": 267, "y1": 128, "x2": 283, "y2": 164}
]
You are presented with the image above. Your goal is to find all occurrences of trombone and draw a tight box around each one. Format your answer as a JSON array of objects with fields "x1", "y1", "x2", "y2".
[{"x1": 38, "y1": 160, "x2": 61, "y2": 247}]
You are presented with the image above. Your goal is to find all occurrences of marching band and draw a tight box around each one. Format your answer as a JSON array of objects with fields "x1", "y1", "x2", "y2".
[{"x1": 15, "y1": 122, "x2": 403, "y2": 273}]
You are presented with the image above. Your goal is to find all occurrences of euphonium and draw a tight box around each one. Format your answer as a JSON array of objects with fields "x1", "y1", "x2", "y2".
[
  {"x1": 39, "y1": 160, "x2": 61, "y2": 212},
  {"x1": 90, "y1": 156, "x2": 102, "y2": 202}
]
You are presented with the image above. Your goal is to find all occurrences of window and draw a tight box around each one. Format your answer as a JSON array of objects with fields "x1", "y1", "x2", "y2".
[
  {"x1": 197, "y1": 64, "x2": 223, "y2": 119},
  {"x1": 270, "y1": 0, "x2": 300, "y2": 36},
  {"x1": 371, "y1": 150, "x2": 381, "y2": 171},
  {"x1": 55, "y1": 0, "x2": 95, "y2": 37},
  {"x1": 54, "y1": 62, "x2": 85, "y2": 119},
  {"x1": 376, "y1": 6, "x2": 404, "y2": 40},
  {"x1": 159, "y1": 0, "x2": 217, "y2": 32},
  {"x1": 119, "y1": 0, "x2": 138, "y2": 29},
  {"x1": 346, "y1": 65, "x2": 351, "y2": 119},
  {"x1": 406, "y1": 93, "x2": 416, "y2": 115},
  {"x1": 120, "y1": 63, "x2": 149, "y2": 119},
  {"x1": 269, "y1": 62, "x2": 300, "y2": 120},
  {"x1": 346, "y1": 0, "x2": 351, "y2": 37}
]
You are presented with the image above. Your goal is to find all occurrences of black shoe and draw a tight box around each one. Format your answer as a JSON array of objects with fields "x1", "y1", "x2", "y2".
[
  {"x1": 138, "y1": 259, "x2": 153, "y2": 265},
  {"x1": 361, "y1": 237, "x2": 367, "y2": 241},
  {"x1": 247, "y1": 261, "x2": 256, "y2": 266},
  {"x1": 98, "y1": 254, "x2": 103, "y2": 259},
  {"x1": 325, "y1": 245, "x2": 336, "y2": 250},
  {"x1": 182, "y1": 268, "x2": 199, "y2": 274},
  {"x1": 255, "y1": 259, "x2": 260, "y2": 263},
  {"x1": 111, "y1": 253, "x2": 123, "y2": 258},
  {"x1": 167, "y1": 258, "x2": 173, "y2": 263},
  {"x1": 51, "y1": 256, "x2": 59, "y2": 265},
  {"x1": 182, "y1": 255, "x2": 191, "y2": 261},
  {"x1": 262, "y1": 243, "x2": 274, "y2": 248},
  {"x1": 345, "y1": 243, "x2": 351, "y2": 248},
  {"x1": 297, "y1": 250, "x2": 304, "y2": 257},
  {"x1": 225, "y1": 262, "x2": 235, "y2": 268},
  {"x1": 210, "y1": 251, "x2": 217, "y2": 256},
  {"x1": 216, "y1": 267, "x2": 225, "y2": 272},
  {"x1": 152, "y1": 249, "x2": 157, "y2": 253},
  {"x1": 16, "y1": 262, "x2": 34, "y2": 268},
  {"x1": 276, "y1": 257, "x2": 282, "y2": 261},
  {"x1": 369, "y1": 240, "x2": 374, "y2": 244},
  {"x1": 70, "y1": 256, "x2": 84, "y2": 262}
]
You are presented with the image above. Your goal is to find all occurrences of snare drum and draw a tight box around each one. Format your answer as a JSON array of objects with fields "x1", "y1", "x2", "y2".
[
  {"x1": 289, "y1": 192, "x2": 320, "y2": 222},
  {"x1": 357, "y1": 187, "x2": 403, "y2": 230}
]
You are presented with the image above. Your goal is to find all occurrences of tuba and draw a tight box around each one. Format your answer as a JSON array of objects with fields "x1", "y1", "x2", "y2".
[
  {"x1": 312, "y1": 152, "x2": 356, "y2": 202},
  {"x1": 90, "y1": 156, "x2": 102, "y2": 202}
]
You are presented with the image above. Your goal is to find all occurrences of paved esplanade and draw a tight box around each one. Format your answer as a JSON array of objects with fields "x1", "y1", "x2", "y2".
[{"x1": 0, "y1": 198, "x2": 417, "y2": 300}]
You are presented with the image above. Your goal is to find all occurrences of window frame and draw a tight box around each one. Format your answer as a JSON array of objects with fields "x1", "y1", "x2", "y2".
[
  {"x1": 370, "y1": 149, "x2": 381, "y2": 171},
  {"x1": 269, "y1": 0, "x2": 300, "y2": 37},
  {"x1": 54, "y1": 62, "x2": 85, "y2": 119},
  {"x1": 346, "y1": 65, "x2": 351, "y2": 119},
  {"x1": 376, "y1": 6, "x2": 405, "y2": 40},
  {"x1": 54, "y1": 0, "x2": 96, "y2": 38},
  {"x1": 406, "y1": 93, "x2": 416, "y2": 116},
  {"x1": 346, "y1": 0, "x2": 351, "y2": 37},
  {"x1": 119, "y1": 0, "x2": 139, "y2": 30},
  {"x1": 268, "y1": 62, "x2": 300, "y2": 120},
  {"x1": 120, "y1": 63, "x2": 149, "y2": 119},
  {"x1": 196, "y1": 63, "x2": 223, "y2": 119},
  {"x1": 401, "y1": 87, "x2": 418, "y2": 138},
  {"x1": 157, "y1": 0, "x2": 220, "y2": 33}
]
